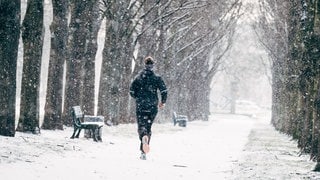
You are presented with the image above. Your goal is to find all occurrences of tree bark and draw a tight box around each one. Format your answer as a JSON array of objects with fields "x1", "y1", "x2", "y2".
[
  {"x1": 17, "y1": 0, "x2": 44, "y2": 134},
  {"x1": 63, "y1": 0, "x2": 101, "y2": 125},
  {"x1": 82, "y1": 0, "x2": 102, "y2": 116},
  {"x1": 42, "y1": 0, "x2": 68, "y2": 130},
  {"x1": 98, "y1": 1, "x2": 134, "y2": 124},
  {"x1": 0, "y1": 0, "x2": 20, "y2": 137},
  {"x1": 63, "y1": 0, "x2": 87, "y2": 125}
]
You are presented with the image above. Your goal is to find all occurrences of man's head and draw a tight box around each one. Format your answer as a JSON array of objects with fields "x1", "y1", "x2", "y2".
[
  {"x1": 144, "y1": 56, "x2": 155, "y2": 70},
  {"x1": 144, "y1": 56, "x2": 155, "y2": 65}
]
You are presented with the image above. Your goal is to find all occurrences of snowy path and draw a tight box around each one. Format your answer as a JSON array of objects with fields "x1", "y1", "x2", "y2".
[
  {"x1": 0, "y1": 114, "x2": 254, "y2": 180},
  {"x1": 2, "y1": 113, "x2": 319, "y2": 179}
]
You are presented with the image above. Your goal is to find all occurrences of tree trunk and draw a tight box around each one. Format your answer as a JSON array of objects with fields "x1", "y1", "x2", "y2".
[
  {"x1": 118, "y1": 36, "x2": 134, "y2": 123},
  {"x1": 98, "y1": 19, "x2": 121, "y2": 125},
  {"x1": 63, "y1": 1, "x2": 87, "y2": 125},
  {"x1": 42, "y1": 0, "x2": 68, "y2": 130},
  {"x1": 17, "y1": 0, "x2": 44, "y2": 134},
  {"x1": 98, "y1": 1, "x2": 134, "y2": 125},
  {"x1": 316, "y1": 78, "x2": 320, "y2": 166},
  {"x1": 0, "y1": 0, "x2": 20, "y2": 137},
  {"x1": 314, "y1": 0, "x2": 320, "y2": 165},
  {"x1": 82, "y1": 0, "x2": 101, "y2": 115},
  {"x1": 63, "y1": 0, "x2": 100, "y2": 124}
]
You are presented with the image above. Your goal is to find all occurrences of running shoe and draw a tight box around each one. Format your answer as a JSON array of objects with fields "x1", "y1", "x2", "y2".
[{"x1": 142, "y1": 135, "x2": 150, "y2": 153}]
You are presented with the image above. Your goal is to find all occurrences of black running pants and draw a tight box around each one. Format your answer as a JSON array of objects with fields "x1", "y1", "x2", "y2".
[{"x1": 137, "y1": 110, "x2": 157, "y2": 152}]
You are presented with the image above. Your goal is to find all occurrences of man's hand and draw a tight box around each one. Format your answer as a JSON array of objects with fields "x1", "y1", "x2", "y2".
[{"x1": 159, "y1": 102, "x2": 165, "y2": 109}]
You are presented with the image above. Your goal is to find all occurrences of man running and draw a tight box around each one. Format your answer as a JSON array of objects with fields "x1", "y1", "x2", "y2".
[{"x1": 130, "y1": 56, "x2": 168, "y2": 160}]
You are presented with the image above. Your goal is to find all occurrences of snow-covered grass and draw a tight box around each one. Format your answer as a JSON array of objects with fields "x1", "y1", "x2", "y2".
[{"x1": 1, "y1": 112, "x2": 320, "y2": 179}]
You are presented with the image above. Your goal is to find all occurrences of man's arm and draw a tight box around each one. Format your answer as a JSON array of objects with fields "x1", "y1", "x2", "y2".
[{"x1": 158, "y1": 77, "x2": 167, "y2": 108}]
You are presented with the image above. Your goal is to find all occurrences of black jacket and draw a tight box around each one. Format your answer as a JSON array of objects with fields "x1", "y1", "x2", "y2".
[{"x1": 130, "y1": 69, "x2": 167, "y2": 112}]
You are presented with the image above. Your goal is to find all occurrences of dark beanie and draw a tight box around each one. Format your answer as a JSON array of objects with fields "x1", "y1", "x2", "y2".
[{"x1": 144, "y1": 56, "x2": 155, "y2": 65}]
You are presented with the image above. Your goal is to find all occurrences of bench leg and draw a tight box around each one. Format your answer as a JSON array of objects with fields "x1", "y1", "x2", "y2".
[
  {"x1": 91, "y1": 126, "x2": 103, "y2": 142},
  {"x1": 91, "y1": 128, "x2": 98, "y2": 142},
  {"x1": 71, "y1": 125, "x2": 102, "y2": 142},
  {"x1": 75, "y1": 128, "x2": 82, "y2": 138},
  {"x1": 71, "y1": 127, "x2": 78, "y2": 139},
  {"x1": 97, "y1": 127, "x2": 102, "y2": 142},
  {"x1": 173, "y1": 118, "x2": 177, "y2": 126}
]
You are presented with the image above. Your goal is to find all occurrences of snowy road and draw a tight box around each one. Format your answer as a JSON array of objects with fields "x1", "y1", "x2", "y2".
[{"x1": 2, "y1": 113, "x2": 319, "y2": 179}]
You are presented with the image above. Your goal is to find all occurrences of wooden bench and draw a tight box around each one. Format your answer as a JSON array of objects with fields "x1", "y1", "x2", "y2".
[
  {"x1": 70, "y1": 106, "x2": 104, "y2": 142},
  {"x1": 172, "y1": 112, "x2": 188, "y2": 127}
]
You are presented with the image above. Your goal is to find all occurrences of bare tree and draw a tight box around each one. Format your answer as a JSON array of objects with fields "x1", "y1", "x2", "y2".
[
  {"x1": 42, "y1": 0, "x2": 69, "y2": 130},
  {"x1": 97, "y1": 0, "x2": 241, "y2": 124},
  {"x1": 82, "y1": 0, "x2": 103, "y2": 116},
  {"x1": 0, "y1": 0, "x2": 20, "y2": 137},
  {"x1": 63, "y1": 0, "x2": 102, "y2": 125},
  {"x1": 17, "y1": 0, "x2": 44, "y2": 134},
  {"x1": 98, "y1": 1, "x2": 136, "y2": 124},
  {"x1": 141, "y1": 0, "x2": 242, "y2": 120}
]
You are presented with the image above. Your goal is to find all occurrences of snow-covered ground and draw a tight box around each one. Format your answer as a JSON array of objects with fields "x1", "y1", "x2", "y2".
[
  {"x1": 231, "y1": 114, "x2": 320, "y2": 179},
  {"x1": 1, "y1": 112, "x2": 320, "y2": 179}
]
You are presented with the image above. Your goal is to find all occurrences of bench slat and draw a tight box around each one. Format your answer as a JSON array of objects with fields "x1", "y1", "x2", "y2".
[
  {"x1": 81, "y1": 122, "x2": 104, "y2": 126},
  {"x1": 84, "y1": 115, "x2": 104, "y2": 122},
  {"x1": 72, "y1": 106, "x2": 83, "y2": 118}
]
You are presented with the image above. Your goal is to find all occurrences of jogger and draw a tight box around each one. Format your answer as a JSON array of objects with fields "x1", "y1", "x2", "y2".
[{"x1": 130, "y1": 56, "x2": 167, "y2": 160}]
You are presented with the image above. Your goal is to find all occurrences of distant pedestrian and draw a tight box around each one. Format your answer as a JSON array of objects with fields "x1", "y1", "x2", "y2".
[{"x1": 130, "y1": 56, "x2": 168, "y2": 160}]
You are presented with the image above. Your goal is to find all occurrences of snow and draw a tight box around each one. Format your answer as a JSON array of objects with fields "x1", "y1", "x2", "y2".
[
  {"x1": 1, "y1": 112, "x2": 320, "y2": 179},
  {"x1": 231, "y1": 113, "x2": 320, "y2": 179}
]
